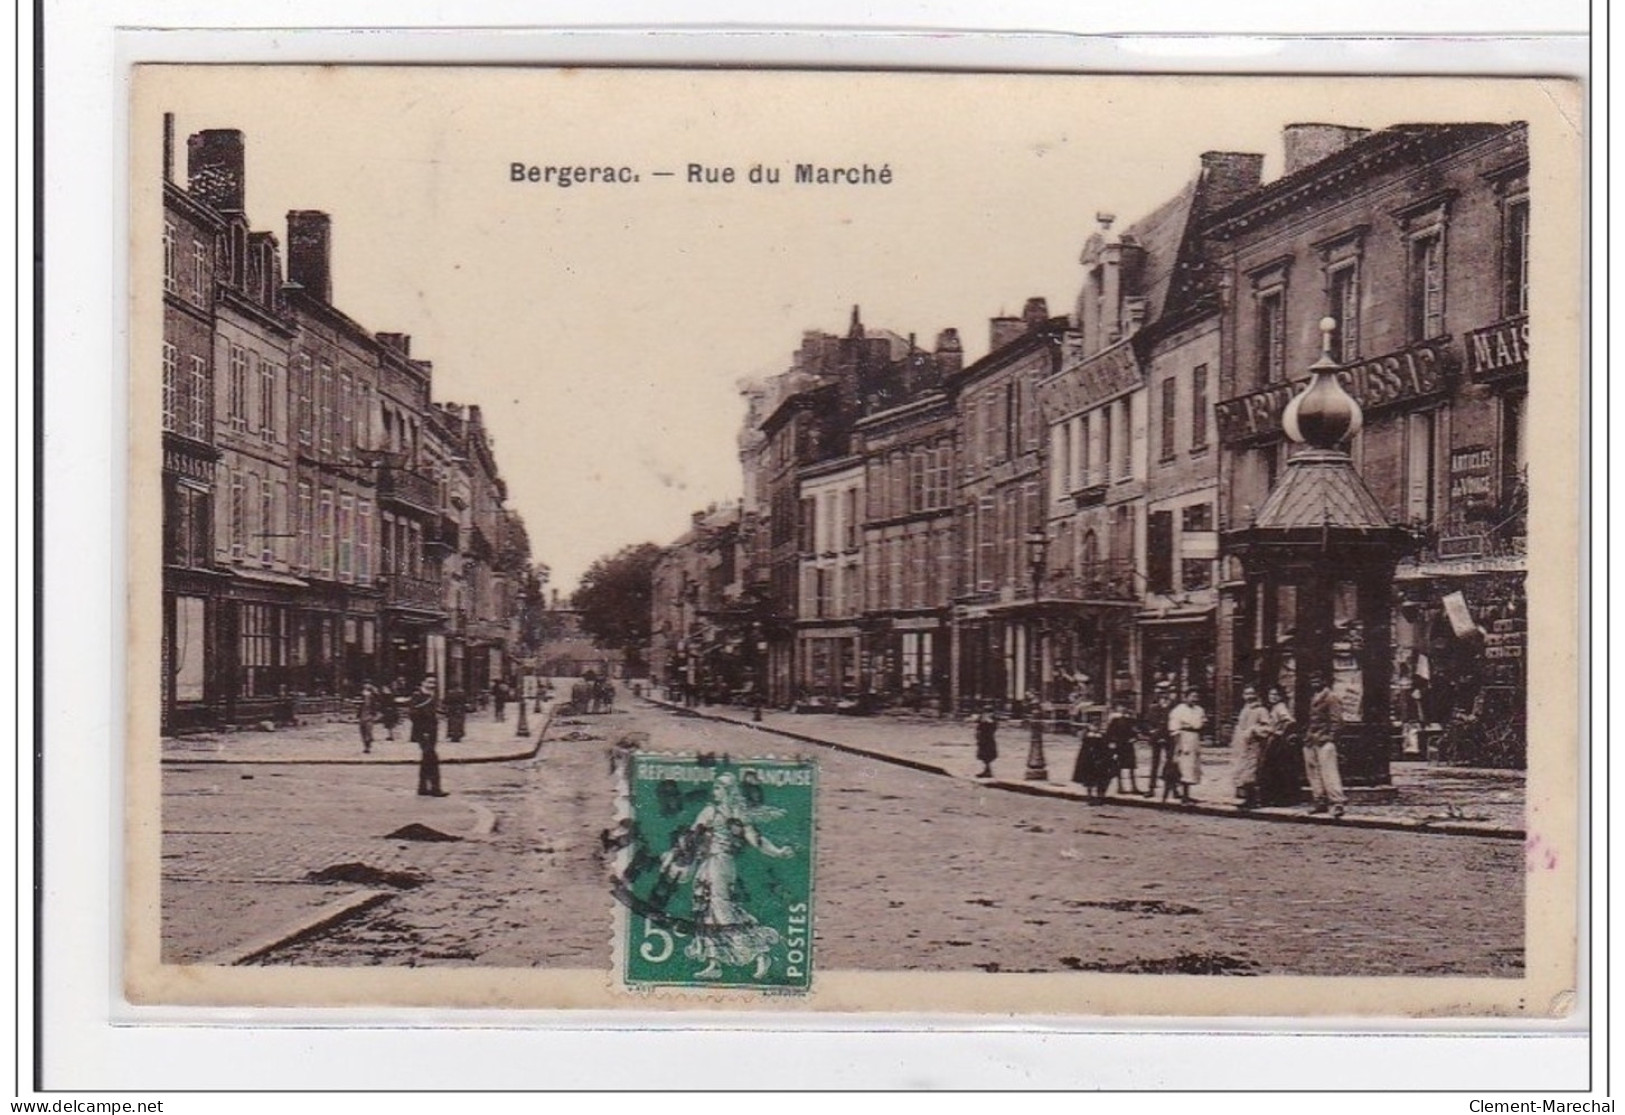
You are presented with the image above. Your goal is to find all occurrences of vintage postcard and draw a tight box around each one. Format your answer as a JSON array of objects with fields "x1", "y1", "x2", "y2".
[{"x1": 125, "y1": 66, "x2": 1582, "y2": 1015}]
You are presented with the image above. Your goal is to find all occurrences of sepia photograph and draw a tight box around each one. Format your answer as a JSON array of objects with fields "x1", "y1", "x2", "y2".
[{"x1": 125, "y1": 66, "x2": 1581, "y2": 1015}]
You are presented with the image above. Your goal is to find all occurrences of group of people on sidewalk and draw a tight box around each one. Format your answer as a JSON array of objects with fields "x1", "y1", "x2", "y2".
[
  {"x1": 976, "y1": 675, "x2": 1348, "y2": 817},
  {"x1": 356, "y1": 677, "x2": 458, "y2": 795}
]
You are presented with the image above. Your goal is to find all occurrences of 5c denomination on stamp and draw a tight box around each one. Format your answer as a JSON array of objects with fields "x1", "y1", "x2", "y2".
[{"x1": 609, "y1": 752, "x2": 816, "y2": 992}]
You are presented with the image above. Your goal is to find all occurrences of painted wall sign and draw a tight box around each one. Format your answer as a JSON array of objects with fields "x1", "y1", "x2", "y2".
[
  {"x1": 1448, "y1": 444, "x2": 1495, "y2": 512},
  {"x1": 1465, "y1": 314, "x2": 1529, "y2": 381},
  {"x1": 1215, "y1": 337, "x2": 1454, "y2": 445},
  {"x1": 1037, "y1": 339, "x2": 1140, "y2": 425}
]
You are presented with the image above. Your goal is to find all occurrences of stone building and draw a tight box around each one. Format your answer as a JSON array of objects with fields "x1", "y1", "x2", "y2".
[
  {"x1": 951, "y1": 298, "x2": 1068, "y2": 713},
  {"x1": 1207, "y1": 121, "x2": 1529, "y2": 756},
  {"x1": 851, "y1": 328, "x2": 961, "y2": 712},
  {"x1": 157, "y1": 121, "x2": 532, "y2": 731}
]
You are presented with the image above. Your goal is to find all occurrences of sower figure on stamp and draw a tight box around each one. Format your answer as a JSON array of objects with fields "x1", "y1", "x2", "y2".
[
  {"x1": 1303, "y1": 673, "x2": 1347, "y2": 818},
  {"x1": 409, "y1": 677, "x2": 446, "y2": 797},
  {"x1": 657, "y1": 772, "x2": 794, "y2": 980}
]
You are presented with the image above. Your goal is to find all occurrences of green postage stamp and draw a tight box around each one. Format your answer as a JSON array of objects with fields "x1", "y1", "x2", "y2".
[{"x1": 610, "y1": 752, "x2": 816, "y2": 992}]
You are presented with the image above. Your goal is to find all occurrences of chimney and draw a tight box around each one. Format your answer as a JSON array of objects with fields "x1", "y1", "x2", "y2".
[
  {"x1": 186, "y1": 129, "x2": 245, "y2": 212},
  {"x1": 934, "y1": 328, "x2": 962, "y2": 376},
  {"x1": 162, "y1": 114, "x2": 174, "y2": 183},
  {"x1": 286, "y1": 210, "x2": 333, "y2": 303},
  {"x1": 1198, "y1": 151, "x2": 1265, "y2": 211},
  {"x1": 378, "y1": 332, "x2": 412, "y2": 356},
  {"x1": 1281, "y1": 124, "x2": 1371, "y2": 177},
  {"x1": 1023, "y1": 297, "x2": 1050, "y2": 330},
  {"x1": 990, "y1": 314, "x2": 1025, "y2": 352}
]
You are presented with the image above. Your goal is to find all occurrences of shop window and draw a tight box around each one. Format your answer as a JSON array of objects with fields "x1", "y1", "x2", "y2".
[
  {"x1": 173, "y1": 595, "x2": 206, "y2": 703},
  {"x1": 239, "y1": 603, "x2": 285, "y2": 699},
  {"x1": 1502, "y1": 393, "x2": 1527, "y2": 503}
]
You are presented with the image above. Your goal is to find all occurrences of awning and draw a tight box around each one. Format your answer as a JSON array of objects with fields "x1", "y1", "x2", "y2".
[
  {"x1": 1136, "y1": 605, "x2": 1216, "y2": 626},
  {"x1": 231, "y1": 568, "x2": 309, "y2": 588}
]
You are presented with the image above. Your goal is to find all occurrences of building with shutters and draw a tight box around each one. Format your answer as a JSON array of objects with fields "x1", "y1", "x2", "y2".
[{"x1": 1208, "y1": 121, "x2": 1529, "y2": 757}]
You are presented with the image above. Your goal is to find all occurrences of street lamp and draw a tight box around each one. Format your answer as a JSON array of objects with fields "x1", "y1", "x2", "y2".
[{"x1": 1024, "y1": 527, "x2": 1049, "y2": 781}]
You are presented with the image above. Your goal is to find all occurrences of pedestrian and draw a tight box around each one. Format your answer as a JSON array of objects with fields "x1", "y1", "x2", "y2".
[
  {"x1": 1070, "y1": 721, "x2": 1114, "y2": 804},
  {"x1": 1256, "y1": 685, "x2": 1300, "y2": 806},
  {"x1": 1168, "y1": 688, "x2": 1206, "y2": 805},
  {"x1": 380, "y1": 676, "x2": 405, "y2": 741},
  {"x1": 1303, "y1": 673, "x2": 1347, "y2": 818},
  {"x1": 493, "y1": 678, "x2": 509, "y2": 722},
  {"x1": 409, "y1": 678, "x2": 446, "y2": 797},
  {"x1": 973, "y1": 707, "x2": 998, "y2": 778},
  {"x1": 357, "y1": 682, "x2": 379, "y2": 754},
  {"x1": 1103, "y1": 700, "x2": 1142, "y2": 796},
  {"x1": 444, "y1": 685, "x2": 468, "y2": 744},
  {"x1": 1144, "y1": 685, "x2": 1175, "y2": 799},
  {"x1": 1230, "y1": 686, "x2": 1271, "y2": 810}
]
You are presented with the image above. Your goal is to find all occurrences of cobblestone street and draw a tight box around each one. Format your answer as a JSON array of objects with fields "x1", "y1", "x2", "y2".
[{"x1": 161, "y1": 699, "x2": 1525, "y2": 977}]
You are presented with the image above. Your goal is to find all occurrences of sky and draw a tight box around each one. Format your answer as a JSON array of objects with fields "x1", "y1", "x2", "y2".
[{"x1": 137, "y1": 68, "x2": 1555, "y2": 593}]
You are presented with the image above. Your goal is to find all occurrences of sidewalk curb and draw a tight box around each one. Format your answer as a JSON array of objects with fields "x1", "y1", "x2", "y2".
[
  {"x1": 161, "y1": 704, "x2": 560, "y2": 768},
  {"x1": 208, "y1": 888, "x2": 394, "y2": 966},
  {"x1": 647, "y1": 698, "x2": 1523, "y2": 841}
]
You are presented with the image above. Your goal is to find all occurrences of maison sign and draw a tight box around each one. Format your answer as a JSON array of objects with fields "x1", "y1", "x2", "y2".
[{"x1": 1037, "y1": 340, "x2": 1140, "y2": 425}]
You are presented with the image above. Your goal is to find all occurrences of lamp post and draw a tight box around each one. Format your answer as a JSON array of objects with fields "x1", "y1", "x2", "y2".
[
  {"x1": 1024, "y1": 527, "x2": 1049, "y2": 781},
  {"x1": 515, "y1": 674, "x2": 531, "y2": 737}
]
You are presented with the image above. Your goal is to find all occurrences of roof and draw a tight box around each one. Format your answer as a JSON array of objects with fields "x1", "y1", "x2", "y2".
[
  {"x1": 1251, "y1": 449, "x2": 1394, "y2": 533},
  {"x1": 1204, "y1": 123, "x2": 1521, "y2": 239},
  {"x1": 1122, "y1": 175, "x2": 1200, "y2": 327}
]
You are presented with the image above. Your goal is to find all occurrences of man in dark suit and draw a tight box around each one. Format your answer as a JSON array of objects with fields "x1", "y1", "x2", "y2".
[{"x1": 409, "y1": 678, "x2": 446, "y2": 797}]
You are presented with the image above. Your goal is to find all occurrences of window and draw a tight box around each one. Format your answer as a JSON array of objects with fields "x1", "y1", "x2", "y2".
[
  {"x1": 228, "y1": 346, "x2": 249, "y2": 431},
  {"x1": 229, "y1": 470, "x2": 245, "y2": 561},
  {"x1": 295, "y1": 356, "x2": 313, "y2": 447},
  {"x1": 192, "y1": 239, "x2": 209, "y2": 301},
  {"x1": 257, "y1": 477, "x2": 273, "y2": 565},
  {"x1": 238, "y1": 603, "x2": 284, "y2": 699},
  {"x1": 1409, "y1": 232, "x2": 1445, "y2": 341},
  {"x1": 274, "y1": 480, "x2": 289, "y2": 566},
  {"x1": 164, "y1": 480, "x2": 211, "y2": 568},
  {"x1": 318, "y1": 489, "x2": 335, "y2": 577},
  {"x1": 339, "y1": 373, "x2": 355, "y2": 459},
  {"x1": 1100, "y1": 406, "x2": 1113, "y2": 483},
  {"x1": 1078, "y1": 415, "x2": 1092, "y2": 487},
  {"x1": 1182, "y1": 559, "x2": 1213, "y2": 592},
  {"x1": 1502, "y1": 392, "x2": 1527, "y2": 503},
  {"x1": 798, "y1": 497, "x2": 816, "y2": 554},
  {"x1": 295, "y1": 481, "x2": 313, "y2": 573},
  {"x1": 161, "y1": 343, "x2": 178, "y2": 432},
  {"x1": 1159, "y1": 378, "x2": 1177, "y2": 462},
  {"x1": 1005, "y1": 381, "x2": 1019, "y2": 460},
  {"x1": 1181, "y1": 503, "x2": 1213, "y2": 533},
  {"x1": 1146, "y1": 510, "x2": 1174, "y2": 593},
  {"x1": 1116, "y1": 399, "x2": 1132, "y2": 479},
  {"x1": 187, "y1": 356, "x2": 208, "y2": 441},
  {"x1": 1054, "y1": 422, "x2": 1071, "y2": 497},
  {"x1": 1504, "y1": 197, "x2": 1530, "y2": 318},
  {"x1": 844, "y1": 488, "x2": 858, "y2": 550},
  {"x1": 259, "y1": 359, "x2": 277, "y2": 443},
  {"x1": 1191, "y1": 365, "x2": 1209, "y2": 451},
  {"x1": 1404, "y1": 411, "x2": 1436, "y2": 524},
  {"x1": 318, "y1": 360, "x2": 334, "y2": 455},
  {"x1": 338, "y1": 494, "x2": 355, "y2": 582},
  {"x1": 163, "y1": 222, "x2": 177, "y2": 293},
  {"x1": 1328, "y1": 263, "x2": 1360, "y2": 362},
  {"x1": 1256, "y1": 289, "x2": 1286, "y2": 386}
]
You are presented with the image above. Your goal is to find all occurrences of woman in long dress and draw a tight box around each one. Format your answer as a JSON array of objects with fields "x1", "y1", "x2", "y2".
[
  {"x1": 659, "y1": 772, "x2": 795, "y2": 979},
  {"x1": 1168, "y1": 689, "x2": 1206, "y2": 805},
  {"x1": 1229, "y1": 686, "x2": 1271, "y2": 810}
]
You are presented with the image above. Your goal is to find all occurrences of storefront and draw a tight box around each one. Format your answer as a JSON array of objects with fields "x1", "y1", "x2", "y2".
[{"x1": 1139, "y1": 608, "x2": 1216, "y2": 712}]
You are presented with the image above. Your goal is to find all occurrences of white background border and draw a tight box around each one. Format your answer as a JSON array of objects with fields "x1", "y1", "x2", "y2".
[{"x1": 25, "y1": 0, "x2": 1602, "y2": 1100}]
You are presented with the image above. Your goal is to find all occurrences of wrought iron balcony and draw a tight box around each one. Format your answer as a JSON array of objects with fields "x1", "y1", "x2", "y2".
[
  {"x1": 382, "y1": 574, "x2": 444, "y2": 612},
  {"x1": 376, "y1": 465, "x2": 438, "y2": 516},
  {"x1": 1043, "y1": 561, "x2": 1140, "y2": 604}
]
